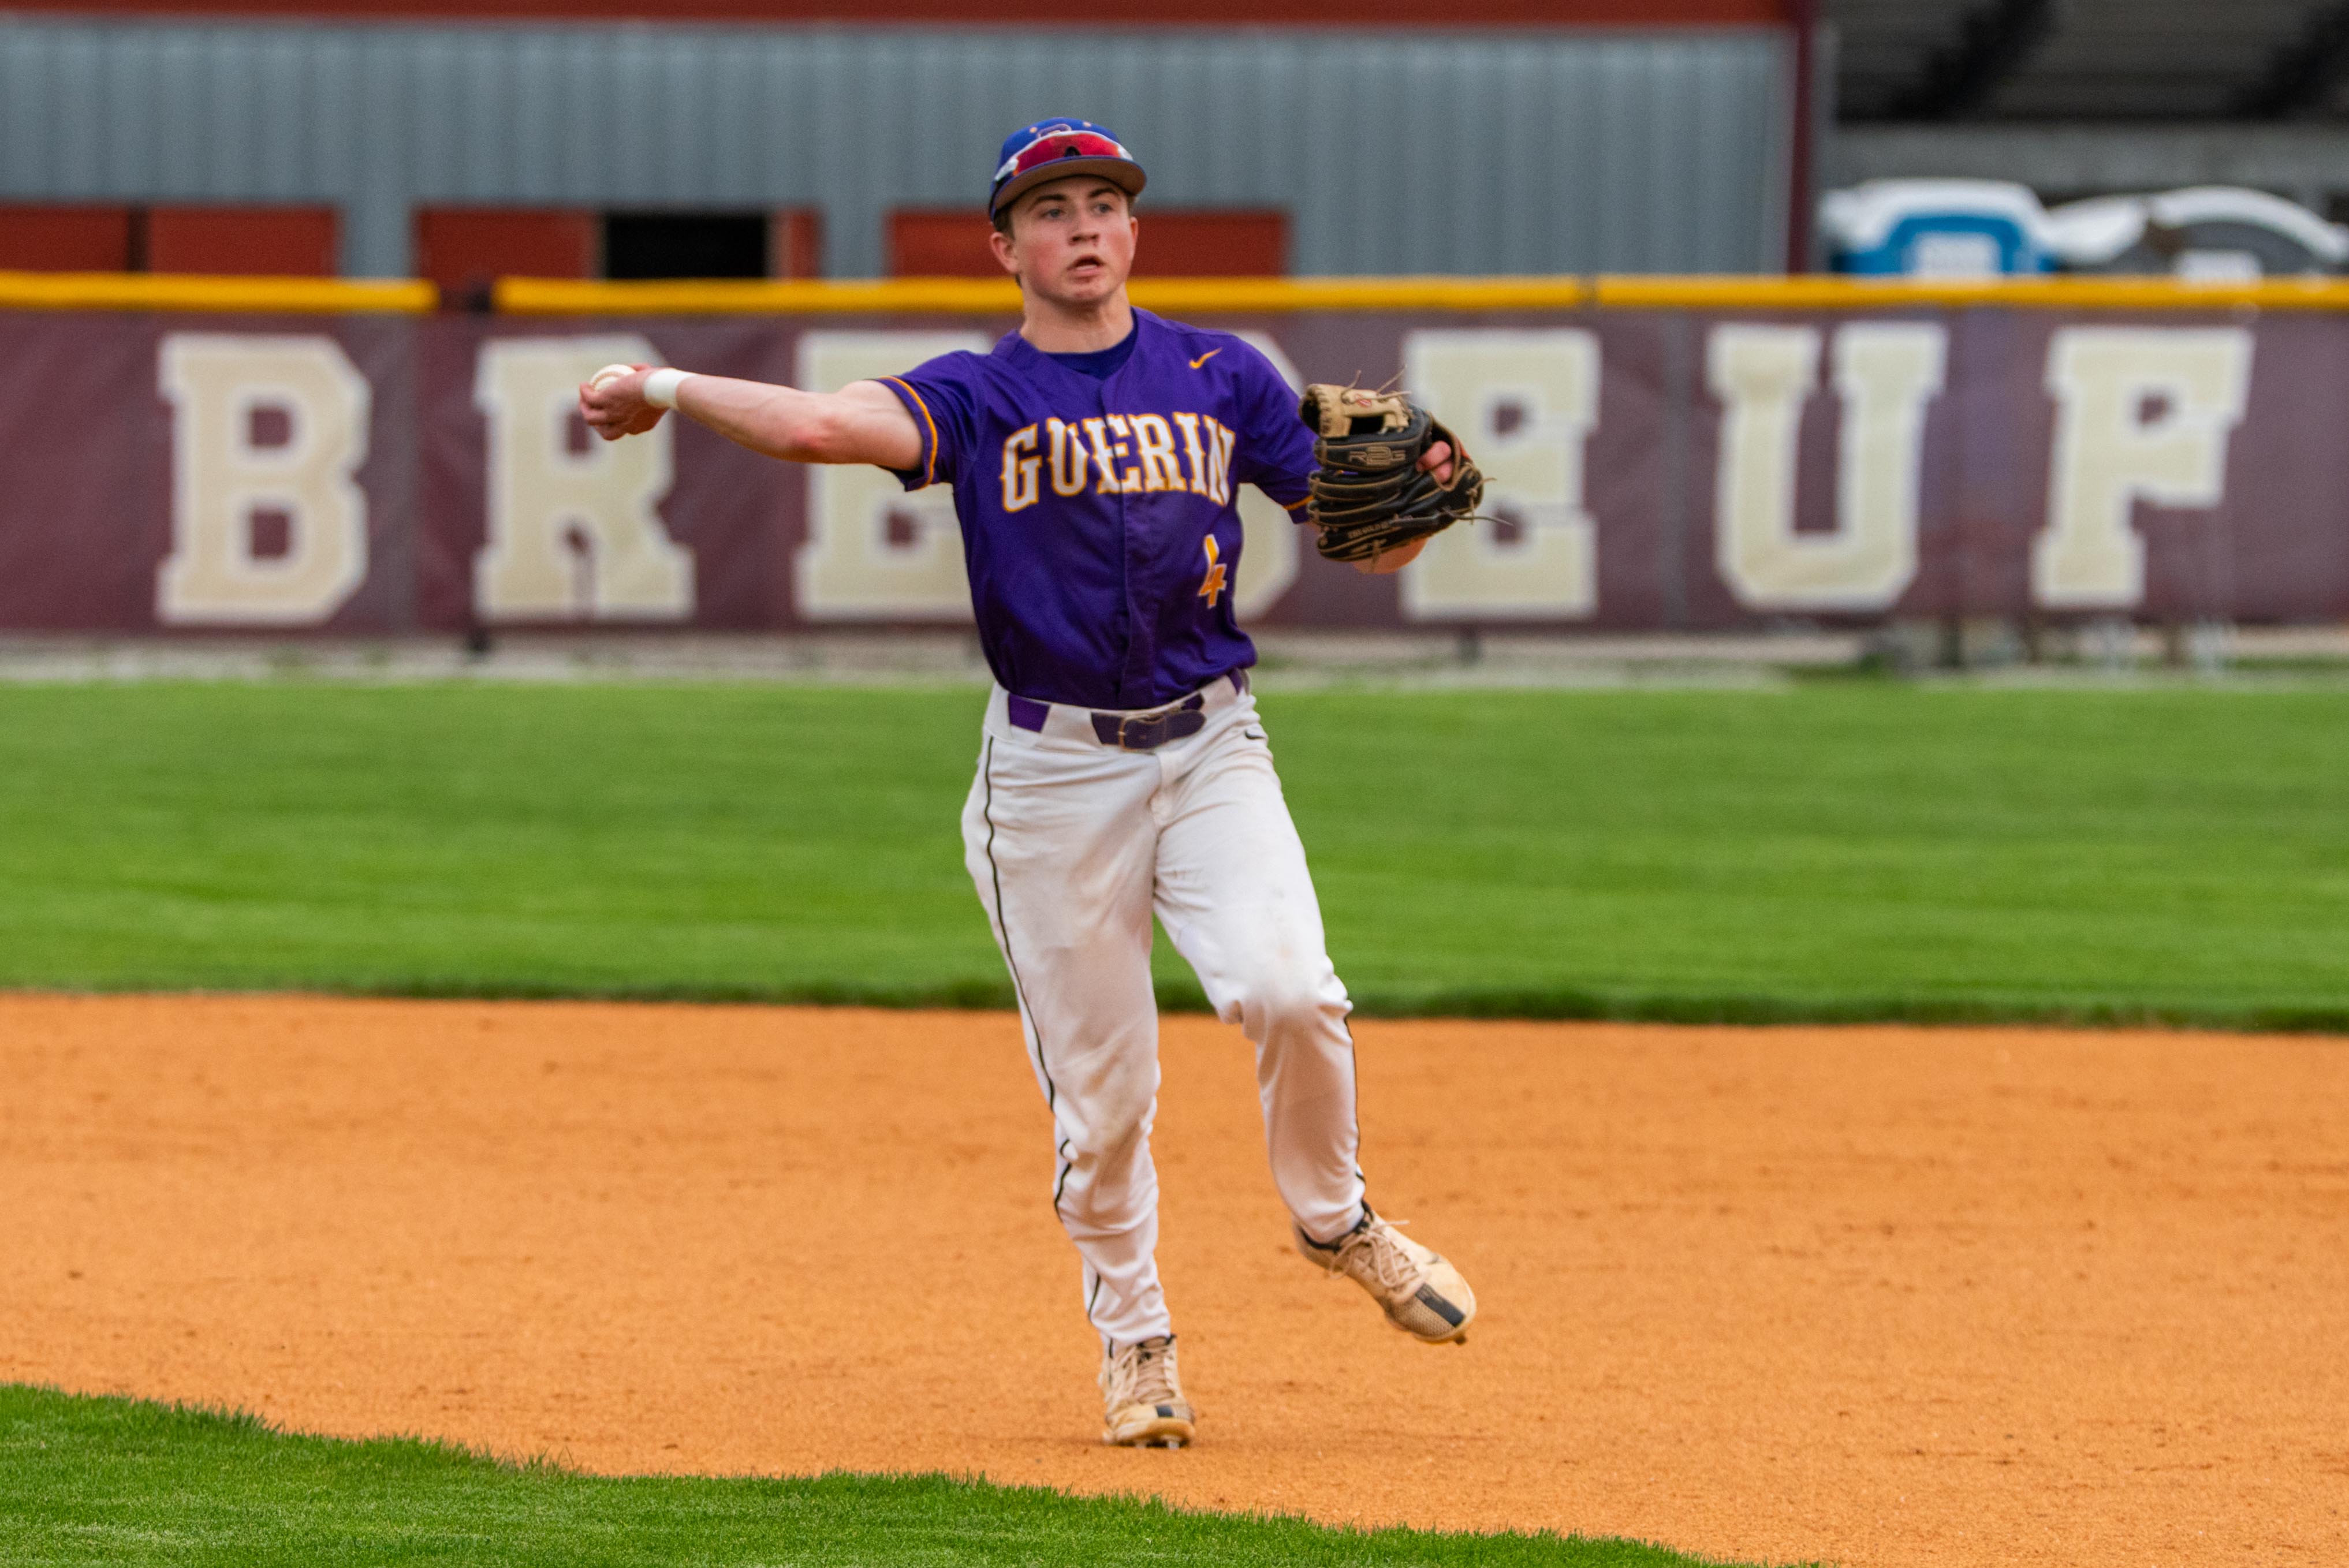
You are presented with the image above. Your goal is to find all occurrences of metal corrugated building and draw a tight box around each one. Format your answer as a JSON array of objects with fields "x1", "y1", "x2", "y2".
[{"x1": 0, "y1": 18, "x2": 1791, "y2": 277}]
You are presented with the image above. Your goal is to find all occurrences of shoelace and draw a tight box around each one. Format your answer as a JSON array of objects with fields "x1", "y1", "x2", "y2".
[
  {"x1": 1341, "y1": 1218, "x2": 1428, "y2": 1298},
  {"x1": 1104, "y1": 1339, "x2": 1180, "y2": 1408}
]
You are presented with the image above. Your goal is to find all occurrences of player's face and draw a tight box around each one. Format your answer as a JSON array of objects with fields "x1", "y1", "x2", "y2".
[{"x1": 992, "y1": 178, "x2": 1136, "y2": 306}]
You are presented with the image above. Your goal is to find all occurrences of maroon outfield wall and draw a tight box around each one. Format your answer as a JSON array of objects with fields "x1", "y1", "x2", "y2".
[{"x1": 2, "y1": 305, "x2": 2344, "y2": 635}]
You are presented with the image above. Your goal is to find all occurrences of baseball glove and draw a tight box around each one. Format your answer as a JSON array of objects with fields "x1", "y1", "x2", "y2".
[{"x1": 1298, "y1": 384, "x2": 1485, "y2": 565}]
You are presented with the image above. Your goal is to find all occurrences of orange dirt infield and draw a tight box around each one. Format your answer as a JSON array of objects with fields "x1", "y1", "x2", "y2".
[{"x1": 3, "y1": 995, "x2": 2344, "y2": 1568}]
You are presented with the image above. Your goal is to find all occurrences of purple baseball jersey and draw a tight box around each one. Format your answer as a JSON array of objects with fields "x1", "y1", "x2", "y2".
[{"x1": 878, "y1": 308, "x2": 1316, "y2": 711}]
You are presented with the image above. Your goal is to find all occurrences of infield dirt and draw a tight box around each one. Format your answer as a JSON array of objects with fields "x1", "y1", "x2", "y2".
[{"x1": 3, "y1": 995, "x2": 2343, "y2": 1568}]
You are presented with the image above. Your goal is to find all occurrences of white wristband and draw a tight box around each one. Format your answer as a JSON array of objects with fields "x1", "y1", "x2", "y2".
[{"x1": 643, "y1": 367, "x2": 691, "y2": 409}]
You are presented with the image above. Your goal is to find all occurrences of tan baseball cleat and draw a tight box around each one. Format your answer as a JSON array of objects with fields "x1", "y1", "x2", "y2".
[
  {"x1": 1099, "y1": 1334, "x2": 1196, "y2": 1448},
  {"x1": 1295, "y1": 1206, "x2": 1476, "y2": 1345}
]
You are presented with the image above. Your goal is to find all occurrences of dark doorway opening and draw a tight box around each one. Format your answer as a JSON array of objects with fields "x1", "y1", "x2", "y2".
[{"x1": 602, "y1": 212, "x2": 769, "y2": 279}]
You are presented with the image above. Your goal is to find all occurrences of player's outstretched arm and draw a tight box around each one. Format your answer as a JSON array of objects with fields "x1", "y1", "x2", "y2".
[{"x1": 579, "y1": 367, "x2": 923, "y2": 471}]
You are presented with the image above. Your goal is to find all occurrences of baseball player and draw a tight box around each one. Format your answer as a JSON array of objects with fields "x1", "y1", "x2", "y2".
[{"x1": 581, "y1": 117, "x2": 1476, "y2": 1449}]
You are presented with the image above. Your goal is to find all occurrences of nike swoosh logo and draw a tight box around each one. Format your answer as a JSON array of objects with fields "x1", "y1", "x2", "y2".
[{"x1": 1189, "y1": 349, "x2": 1223, "y2": 369}]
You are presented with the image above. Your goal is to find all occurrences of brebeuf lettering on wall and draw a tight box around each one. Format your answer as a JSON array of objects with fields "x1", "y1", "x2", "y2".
[{"x1": 0, "y1": 309, "x2": 2336, "y2": 634}]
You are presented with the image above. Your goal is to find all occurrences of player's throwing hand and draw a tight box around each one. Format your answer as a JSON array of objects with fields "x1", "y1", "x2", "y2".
[{"x1": 579, "y1": 363, "x2": 669, "y2": 441}]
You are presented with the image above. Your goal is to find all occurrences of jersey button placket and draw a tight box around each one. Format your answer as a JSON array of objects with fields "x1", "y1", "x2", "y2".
[
  {"x1": 1102, "y1": 350, "x2": 1157, "y2": 705},
  {"x1": 1079, "y1": 382, "x2": 1132, "y2": 708},
  {"x1": 1122, "y1": 493, "x2": 1162, "y2": 700}
]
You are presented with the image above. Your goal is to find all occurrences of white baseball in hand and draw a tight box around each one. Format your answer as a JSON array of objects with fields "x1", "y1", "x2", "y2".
[{"x1": 588, "y1": 363, "x2": 635, "y2": 391}]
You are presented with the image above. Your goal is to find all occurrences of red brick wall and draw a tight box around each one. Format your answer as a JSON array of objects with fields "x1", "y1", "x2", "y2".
[
  {"x1": 0, "y1": 204, "x2": 338, "y2": 274},
  {"x1": 0, "y1": 206, "x2": 138, "y2": 270},
  {"x1": 891, "y1": 209, "x2": 1287, "y2": 278},
  {"x1": 417, "y1": 210, "x2": 598, "y2": 296},
  {"x1": 146, "y1": 207, "x2": 339, "y2": 274}
]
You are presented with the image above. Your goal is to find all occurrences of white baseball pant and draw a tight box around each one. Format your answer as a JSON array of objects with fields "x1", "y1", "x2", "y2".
[{"x1": 961, "y1": 673, "x2": 1366, "y2": 1349}]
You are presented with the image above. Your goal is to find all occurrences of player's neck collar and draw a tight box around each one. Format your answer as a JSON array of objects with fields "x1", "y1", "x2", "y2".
[
  {"x1": 1002, "y1": 308, "x2": 1158, "y2": 373},
  {"x1": 1016, "y1": 299, "x2": 1147, "y2": 355}
]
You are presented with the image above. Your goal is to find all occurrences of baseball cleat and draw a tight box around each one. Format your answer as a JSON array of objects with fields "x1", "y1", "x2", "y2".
[
  {"x1": 1296, "y1": 1205, "x2": 1476, "y2": 1345},
  {"x1": 1099, "y1": 1334, "x2": 1196, "y2": 1448}
]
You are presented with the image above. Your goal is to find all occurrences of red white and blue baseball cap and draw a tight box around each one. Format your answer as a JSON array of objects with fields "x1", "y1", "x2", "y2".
[{"x1": 989, "y1": 118, "x2": 1146, "y2": 219}]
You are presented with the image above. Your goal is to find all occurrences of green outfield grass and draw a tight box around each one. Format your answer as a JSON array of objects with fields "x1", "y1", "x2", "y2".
[
  {"x1": 0, "y1": 1386, "x2": 1740, "y2": 1568},
  {"x1": 2, "y1": 680, "x2": 2347, "y2": 1027}
]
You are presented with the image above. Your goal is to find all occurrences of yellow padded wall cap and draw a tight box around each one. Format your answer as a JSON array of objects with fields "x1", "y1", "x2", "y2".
[
  {"x1": 495, "y1": 272, "x2": 2349, "y2": 316},
  {"x1": 494, "y1": 275, "x2": 1590, "y2": 315},
  {"x1": 0, "y1": 272, "x2": 437, "y2": 314}
]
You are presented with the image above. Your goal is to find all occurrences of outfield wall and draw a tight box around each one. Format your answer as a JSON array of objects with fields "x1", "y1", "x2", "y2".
[{"x1": 4, "y1": 274, "x2": 2347, "y2": 636}]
